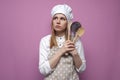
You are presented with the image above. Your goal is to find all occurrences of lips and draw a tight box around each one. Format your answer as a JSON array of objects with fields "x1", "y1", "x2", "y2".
[{"x1": 55, "y1": 25, "x2": 61, "y2": 28}]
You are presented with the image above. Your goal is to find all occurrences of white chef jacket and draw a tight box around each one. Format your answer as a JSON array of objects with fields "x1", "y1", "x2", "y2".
[{"x1": 39, "y1": 34, "x2": 86, "y2": 75}]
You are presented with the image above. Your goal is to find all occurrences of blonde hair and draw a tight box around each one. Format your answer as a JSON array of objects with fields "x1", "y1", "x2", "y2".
[{"x1": 50, "y1": 20, "x2": 68, "y2": 48}]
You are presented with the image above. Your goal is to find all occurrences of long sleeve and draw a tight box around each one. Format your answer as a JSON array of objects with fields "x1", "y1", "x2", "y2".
[
  {"x1": 38, "y1": 35, "x2": 53, "y2": 75},
  {"x1": 75, "y1": 39, "x2": 86, "y2": 73}
]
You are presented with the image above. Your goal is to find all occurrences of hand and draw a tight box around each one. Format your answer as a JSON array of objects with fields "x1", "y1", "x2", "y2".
[
  {"x1": 69, "y1": 49, "x2": 78, "y2": 56},
  {"x1": 60, "y1": 40, "x2": 75, "y2": 55}
]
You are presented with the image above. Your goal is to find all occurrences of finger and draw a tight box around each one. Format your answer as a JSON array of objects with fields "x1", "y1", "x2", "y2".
[
  {"x1": 67, "y1": 41, "x2": 74, "y2": 45},
  {"x1": 67, "y1": 45, "x2": 75, "y2": 48},
  {"x1": 65, "y1": 40, "x2": 70, "y2": 43},
  {"x1": 68, "y1": 43, "x2": 74, "y2": 46},
  {"x1": 64, "y1": 42, "x2": 71, "y2": 47},
  {"x1": 67, "y1": 48, "x2": 75, "y2": 51}
]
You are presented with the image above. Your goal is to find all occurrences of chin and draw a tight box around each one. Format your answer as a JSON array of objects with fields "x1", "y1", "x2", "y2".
[{"x1": 55, "y1": 29, "x2": 62, "y2": 32}]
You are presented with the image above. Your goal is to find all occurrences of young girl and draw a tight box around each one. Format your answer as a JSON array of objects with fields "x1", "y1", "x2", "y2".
[{"x1": 39, "y1": 4, "x2": 86, "y2": 80}]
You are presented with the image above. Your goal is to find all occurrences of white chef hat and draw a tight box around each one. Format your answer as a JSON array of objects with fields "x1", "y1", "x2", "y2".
[{"x1": 51, "y1": 4, "x2": 73, "y2": 21}]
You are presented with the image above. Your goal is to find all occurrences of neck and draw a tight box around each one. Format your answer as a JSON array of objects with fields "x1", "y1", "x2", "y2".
[{"x1": 56, "y1": 31, "x2": 65, "y2": 37}]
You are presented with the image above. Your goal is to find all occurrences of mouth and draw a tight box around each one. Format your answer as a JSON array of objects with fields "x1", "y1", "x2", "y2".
[{"x1": 55, "y1": 25, "x2": 61, "y2": 28}]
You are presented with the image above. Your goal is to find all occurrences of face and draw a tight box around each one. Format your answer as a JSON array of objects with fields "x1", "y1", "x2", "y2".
[{"x1": 52, "y1": 13, "x2": 67, "y2": 33}]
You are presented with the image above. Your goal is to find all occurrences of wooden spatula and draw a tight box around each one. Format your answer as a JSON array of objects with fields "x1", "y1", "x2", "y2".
[
  {"x1": 67, "y1": 21, "x2": 72, "y2": 40},
  {"x1": 73, "y1": 27, "x2": 85, "y2": 43}
]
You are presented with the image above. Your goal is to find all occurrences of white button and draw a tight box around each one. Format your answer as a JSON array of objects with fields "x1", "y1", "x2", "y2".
[{"x1": 59, "y1": 44, "x2": 61, "y2": 46}]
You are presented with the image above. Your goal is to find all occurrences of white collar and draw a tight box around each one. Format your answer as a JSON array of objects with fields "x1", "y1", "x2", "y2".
[{"x1": 56, "y1": 35, "x2": 65, "y2": 42}]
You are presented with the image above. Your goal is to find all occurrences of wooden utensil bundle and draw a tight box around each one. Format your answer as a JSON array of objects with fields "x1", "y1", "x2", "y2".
[
  {"x1": 68, "y1": 21, "x2": 85, "y2": 43},
  {"x1": 65, "y1": 21, "x2": 85, "y2": 56}
]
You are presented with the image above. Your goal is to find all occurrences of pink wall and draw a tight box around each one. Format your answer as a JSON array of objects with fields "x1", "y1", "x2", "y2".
[{"x1": 0, "y1": 0, "x2": 120, "y2": 80}]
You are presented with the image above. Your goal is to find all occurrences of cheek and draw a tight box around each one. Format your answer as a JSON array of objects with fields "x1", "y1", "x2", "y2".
[
  {"x1": 62, "y1": 22, "x2": 67, "y2": 28},
  {"x1": 52, "y1": 21, "x2": 56, "y2": 26}
]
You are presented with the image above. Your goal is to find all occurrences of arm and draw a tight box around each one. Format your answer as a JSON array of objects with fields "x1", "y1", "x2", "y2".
[
  {"x1": 70, "y1": 49, "x2": 82, "y2": 69},
  {"x1": 70, "y1": 40, "x2": 86, "y2": 72},
  {"x1": 49, "y1": 40, "x2": 75, "y2": 69},
  {"x1": 39, "y1": 38, "x2": 52, "y2": 75},
  {"x1": 49, "y1": 48, "x2": 64, "y2": 69},
  {"x1": 39, "y1": 38, "x2": 75, "y2": 75}
]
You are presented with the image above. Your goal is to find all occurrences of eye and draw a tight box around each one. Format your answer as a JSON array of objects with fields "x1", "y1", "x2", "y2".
[
  {"x1": 60, "y1": 17, "x2": 66, "y2": 20},
  {"x1": 53, "y1": 17, "x2": 57, "y2": 20}
]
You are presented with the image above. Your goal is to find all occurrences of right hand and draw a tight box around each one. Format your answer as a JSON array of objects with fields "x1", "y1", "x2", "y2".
[{"x1": 60, "y1": 40, "x2": 75, "y2": 55}]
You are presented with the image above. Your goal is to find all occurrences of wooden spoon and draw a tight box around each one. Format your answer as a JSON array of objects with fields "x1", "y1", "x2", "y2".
[{"x1": 73, "y1": 27, "x2": 85, "y2": 43}]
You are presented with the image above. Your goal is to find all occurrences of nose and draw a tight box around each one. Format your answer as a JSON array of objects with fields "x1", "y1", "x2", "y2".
[{"x1": 56, "y1": 19, "x2": 60, "y2": 24}]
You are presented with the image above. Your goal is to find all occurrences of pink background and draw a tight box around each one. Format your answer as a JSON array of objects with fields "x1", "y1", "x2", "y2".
[{"x1": 0, "y1": 0, "x2": 120, "y2": 80}]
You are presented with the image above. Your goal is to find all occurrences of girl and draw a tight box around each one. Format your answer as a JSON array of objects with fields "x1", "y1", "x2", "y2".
[{"x1": 39, "y1": 4, "x2": 86, "y2": 80}]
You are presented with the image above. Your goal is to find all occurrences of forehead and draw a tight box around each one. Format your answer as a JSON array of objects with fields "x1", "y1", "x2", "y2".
[{"x1": 53, "y1": 13, "x2": 66, "y2": 18}]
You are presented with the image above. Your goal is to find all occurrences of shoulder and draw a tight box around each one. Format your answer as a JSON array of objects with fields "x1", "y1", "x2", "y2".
[
  {"x1": 41, "y1": 34, "x2": 51, "y2": 41},
  {"x1": 40, "y1": 34, "x2": 51, "y2": 45}
]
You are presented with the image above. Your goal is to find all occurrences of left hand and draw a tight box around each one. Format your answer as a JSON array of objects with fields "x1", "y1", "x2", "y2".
[{"x1": 69, "y1": 48, "x2": 78, "y2": 56}]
